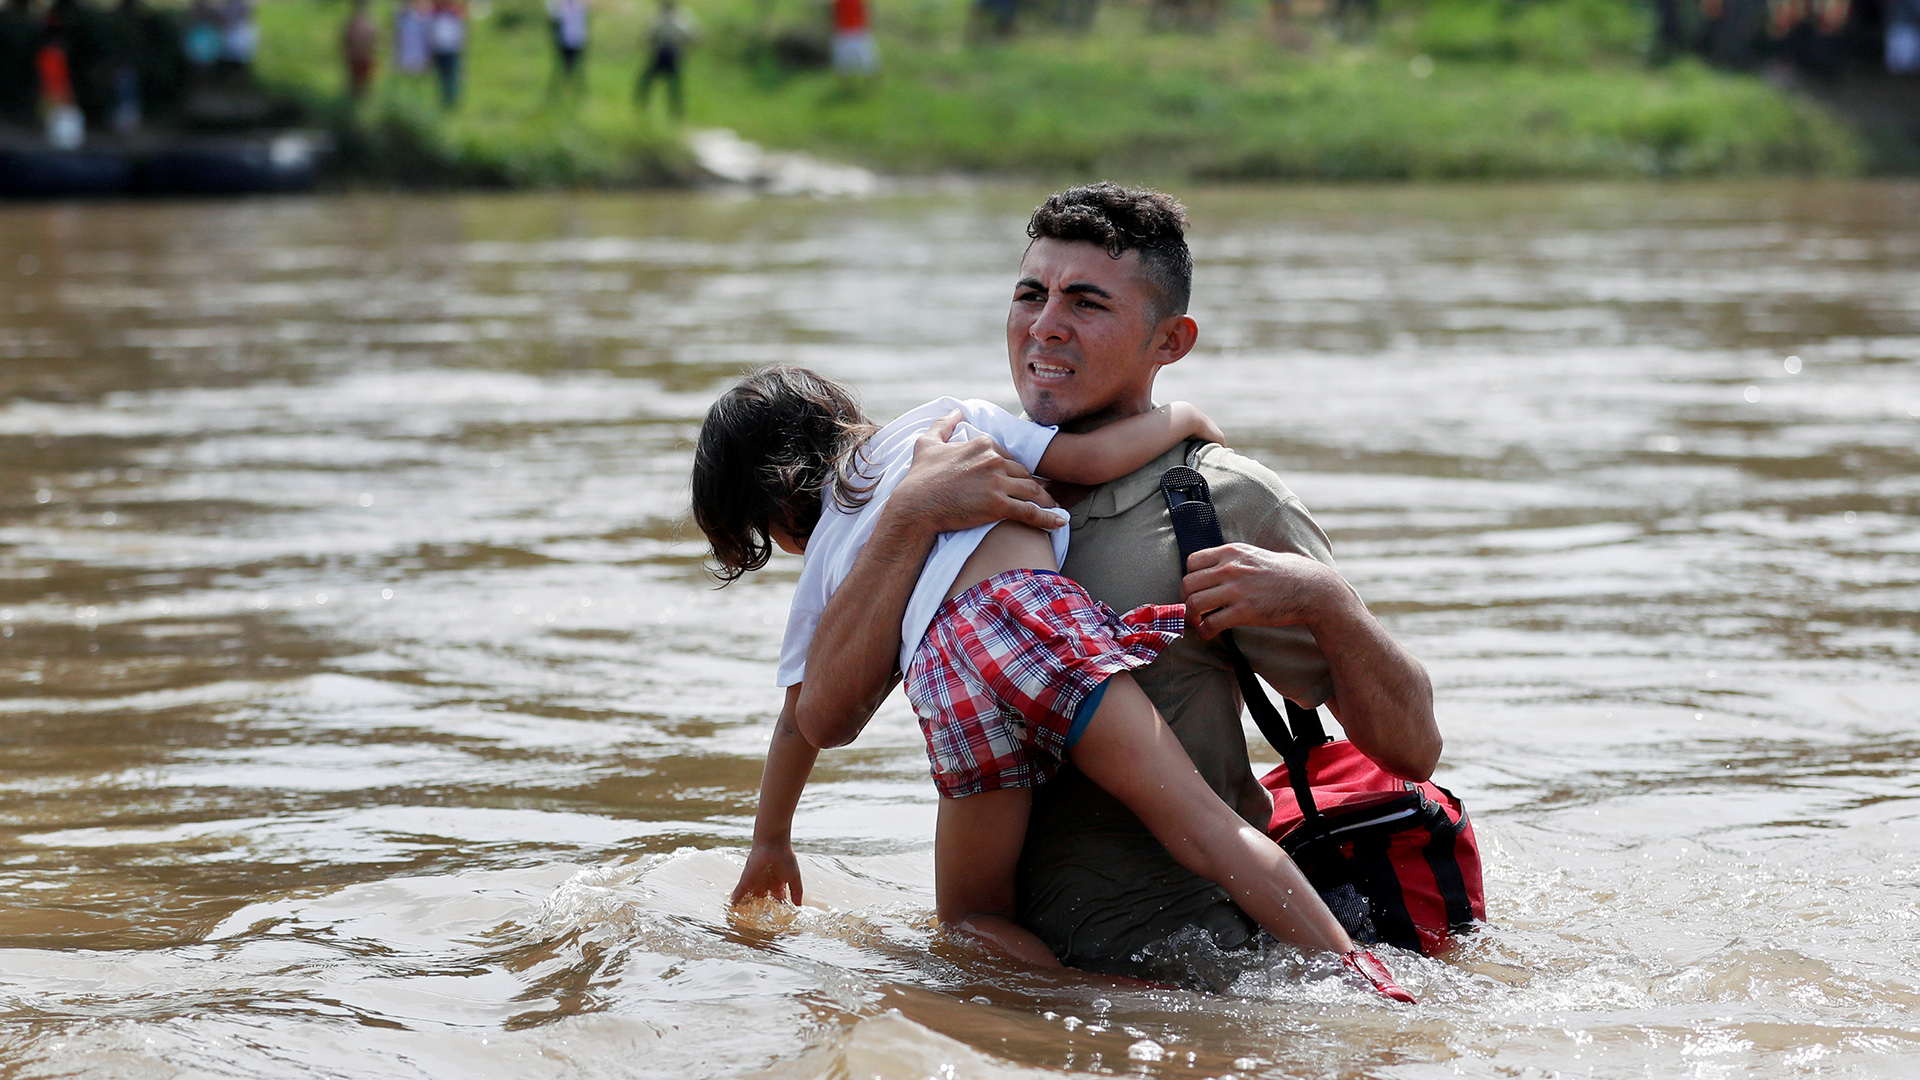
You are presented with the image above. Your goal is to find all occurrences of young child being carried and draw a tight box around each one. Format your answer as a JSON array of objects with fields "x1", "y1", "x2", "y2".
[{"x1": 691, "y1": 366, "x2": 1413, "y2": 1002}]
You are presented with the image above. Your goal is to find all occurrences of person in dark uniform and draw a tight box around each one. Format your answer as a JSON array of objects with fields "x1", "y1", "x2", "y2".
[
  {"x1": 1, "y1": 0, "x2": 41, "y2": 129},
  {"x1": 636, "y1": 0, "x2": 695, "y2": 119},
  {"x1": 126, "y1": 0, "x2": 183, "y2": 123},
  {"x1": 96, "y1": 0, "x2": 145, "y2": 130},
  {"x1": 43, "y1": 0, "x2": 110, "y2": 129}
]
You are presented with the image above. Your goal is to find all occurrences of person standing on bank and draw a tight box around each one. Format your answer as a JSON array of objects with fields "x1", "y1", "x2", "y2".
[
  {"x1": 547, "y1": 0, "x2": 587, "y2": 97},
  {"x1": 393, "y1": 0, "x2": 431, "y2": 86},
  {"x1": 0, "y1": 0, "x2": 38, "y2": 130},
  {"x1": 831, "y1": 0, "x2": 877, "y2": 75},
  {"x1": 427, "y1": 0, "x2": 465, "y2": 109},
  {"x1": 218, "y1": 0, "x2": 255, "y2": 73},
  {"x1": 636, "y1": 0, "x2": 695, "y2": 119},
  {"x1": 342, "y1": 0, "x2": 376, "y2": 101},
  {"x1": 747, "y1": 184, "x2": 1442, "y2": 987}
]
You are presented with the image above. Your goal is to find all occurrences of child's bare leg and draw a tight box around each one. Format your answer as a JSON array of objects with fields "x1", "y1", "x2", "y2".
[
  {"x1": 933, "y1": 787, "x2": 1062, "y2": 968},
  {"x1": 1068, "y1": 673, "x2": 1355, "y2": 957}
]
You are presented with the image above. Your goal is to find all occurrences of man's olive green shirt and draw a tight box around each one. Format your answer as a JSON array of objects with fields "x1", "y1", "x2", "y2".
[{"x1": 1017, "y1": 440, "x2": 1339, "y2": 981}]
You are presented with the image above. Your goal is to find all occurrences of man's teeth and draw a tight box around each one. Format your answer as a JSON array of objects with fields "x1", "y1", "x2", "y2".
[{"x1": 1033, "y1": 364, "x2": 1071, "y2": 377}]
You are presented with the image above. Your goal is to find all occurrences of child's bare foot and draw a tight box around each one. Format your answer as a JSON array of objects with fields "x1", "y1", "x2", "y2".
[{"x1": 1343, "y1": 950, "x2": 1417, "y2": 1004}]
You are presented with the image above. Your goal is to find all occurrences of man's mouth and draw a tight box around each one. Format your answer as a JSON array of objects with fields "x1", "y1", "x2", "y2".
[{"x1": 1028, "y1": 360, "x2": 1074, "y2": 382}]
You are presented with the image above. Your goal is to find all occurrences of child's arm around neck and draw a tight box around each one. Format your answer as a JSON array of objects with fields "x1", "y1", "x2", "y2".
[{"x1": 1035, "y1": 402, "x2": 1226, "y2": 487}]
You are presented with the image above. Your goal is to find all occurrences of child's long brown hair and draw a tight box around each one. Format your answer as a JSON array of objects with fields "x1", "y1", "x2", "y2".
[{"x1": 690, "y1": 366, "x2": 878, "y2": 583}]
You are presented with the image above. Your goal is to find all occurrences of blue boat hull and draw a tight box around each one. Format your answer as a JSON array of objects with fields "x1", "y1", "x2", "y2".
[{"x1": 0, "y1": 134, "x2": 325, "y2": 198}]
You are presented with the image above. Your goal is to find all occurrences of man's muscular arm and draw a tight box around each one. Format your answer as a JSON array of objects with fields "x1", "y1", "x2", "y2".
[
  {"x1": 793, "y1": 411, "x2": 1061, "y2": 748},
  {"x1": 1182, "y1": 545, "x2": 1440, "y2": 781}
]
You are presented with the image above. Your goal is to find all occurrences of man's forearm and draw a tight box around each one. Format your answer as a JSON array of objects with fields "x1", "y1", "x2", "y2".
[
  {"x1": 1306, "y1": 590, "x2": 1439, "y2": 781},
  {"x1": 1184, "y1": 545, "x2": 1440, "y2": 780},
  {"x1": 793, "y1": 513, "x2": 931, "y2": 747}
]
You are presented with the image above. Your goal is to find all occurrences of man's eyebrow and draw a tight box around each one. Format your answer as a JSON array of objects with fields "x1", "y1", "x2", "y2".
[{"x1": 1012, "y1": 277, "x2": 1114, "y2": 300}]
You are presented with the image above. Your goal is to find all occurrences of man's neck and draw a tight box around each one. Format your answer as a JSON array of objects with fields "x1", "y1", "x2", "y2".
[
  {"x1": 1054, "y1": 398, "x2": 1157, "y2": 437},
  {"x1": 1045, "y1": 398, "x2": 1164, "y2": 510}
]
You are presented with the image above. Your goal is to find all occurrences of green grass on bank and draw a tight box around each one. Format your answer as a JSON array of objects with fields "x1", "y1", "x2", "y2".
[{"x1": 258, "y1": 0, "x2": 1860, "y2": 186}]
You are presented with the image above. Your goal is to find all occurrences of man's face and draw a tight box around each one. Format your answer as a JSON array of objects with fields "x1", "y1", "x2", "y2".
[{"x1": 1007, "y1": 238, "x2": 1181, "y2": 432}]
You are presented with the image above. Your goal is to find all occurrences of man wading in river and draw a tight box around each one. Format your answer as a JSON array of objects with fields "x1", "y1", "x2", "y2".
[{"x1": 772, "y1": 183, "x2": 1442, "y2": 986}]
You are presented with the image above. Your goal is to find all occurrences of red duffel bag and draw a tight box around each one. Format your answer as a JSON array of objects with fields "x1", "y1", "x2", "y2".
[
  {"x1": 1262, "y1": 741, "x2": 1484, "y2": 956},
  {"x1": 1163, "y1": 464, "x2": 1486, "y2": 956}
]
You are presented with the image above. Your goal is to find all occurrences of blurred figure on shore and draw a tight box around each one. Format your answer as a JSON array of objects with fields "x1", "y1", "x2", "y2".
[
  {"x1": 1054, "y1": 0, "x2": 1097, "y2": 30},
  {"x1": 1149, "y1": 0, "x2": 1225, "y2": 31},
  {"x1": 183, "y1": 0, "x2": 220, "y2": 72},
  {"x1": 123, "y1": 0, "x2": 185, "y2": 123},
  {"x1": 428, "y1": 0, "x2": 465, "y2": 108},
  {"x1": 100, "y1": 0, "x2": 145, "y2": 130},
  {"x1": 1701, "y1": 0, "x2": 1766, "y2": 67},
  {"x1": 1891, "y1": 0, "x2": 1920, "y2": 73},
  {"x1": 548, "y1": 0, "x2": 587, "y2": 97},
  {"x1": 969, "y1": 0, "x2": 1016, "y2": 40},
  {"x1": 218, "y1": 0, "x2": 254, "y2": 72},
  {"x1": 1765, "y1": 0, "x2": 1848, "y2": 78},
  {"x1": 394, "y1": 0, "x2": 430, "y2": 84},
  {"x1": 44, "y1": 0, "x2": 107, "y2": 128},
  {"x1": 1332, "y1": 0, "x2": 1374, "y2": 36},
  {"x1": 1650, "y1": 0, "x2": 1684, "y2": 63},
  {"x1": 342, "y1": 0, "x2": 376, "y2": 100},
  {"x1": 1, "y1": 0, "x2": 39, "y2": 130},
  {"x1": 636, "y1": 0, "x2": 696, "y2": 119},
  {"x1": 1266, "y1": 0, "x2": 1314, "y2": 49},
  {"x1": 35, "y1": 29, "x2": 82, "y2": 145},
  {"x1": 832, "y1": 0, "x2": 876, "y2": 74}
]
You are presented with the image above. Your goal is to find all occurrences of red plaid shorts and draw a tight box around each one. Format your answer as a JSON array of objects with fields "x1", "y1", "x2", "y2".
[{"x1": 905, "y1": 569, "x2": 1187, "y2": 799}]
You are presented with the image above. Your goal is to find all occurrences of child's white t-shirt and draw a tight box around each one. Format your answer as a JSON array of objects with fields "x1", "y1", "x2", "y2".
[{"x1": 775, "y1": 397, "x2": 1069, "y2": 687}]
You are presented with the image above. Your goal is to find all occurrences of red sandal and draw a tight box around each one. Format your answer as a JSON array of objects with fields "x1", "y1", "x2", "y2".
[{"x1": 1344, "y1": 950, "x2": 1417, "y2": 1004}]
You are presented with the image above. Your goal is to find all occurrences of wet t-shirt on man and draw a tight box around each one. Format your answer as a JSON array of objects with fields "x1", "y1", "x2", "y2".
[{"x1": 1016, "y1": 440, "x2": 1342, "y2": 987}]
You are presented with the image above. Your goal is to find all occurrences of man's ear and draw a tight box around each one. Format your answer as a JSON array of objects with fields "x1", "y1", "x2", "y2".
[{"x1": 1152, "y1": 313, "x2": 1199, "y2": 367}]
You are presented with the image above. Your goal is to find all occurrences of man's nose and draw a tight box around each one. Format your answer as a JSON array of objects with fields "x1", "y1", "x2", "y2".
[{"x1": 1029, "y1": 294, "x2": 1072, "y2": 343}]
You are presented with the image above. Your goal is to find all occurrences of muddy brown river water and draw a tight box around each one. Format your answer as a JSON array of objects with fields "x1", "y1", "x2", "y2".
[{"x1": 1, "y1": 182, "x2": 1917, "y2": 1078}]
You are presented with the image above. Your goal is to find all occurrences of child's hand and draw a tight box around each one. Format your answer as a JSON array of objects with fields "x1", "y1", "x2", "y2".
[
  {"x1": 731, "y1": 840, "x2": 805, "y2": 906},
  {"x1": 1167, "y1": 402, "x2": 1227, "y2": 447}
]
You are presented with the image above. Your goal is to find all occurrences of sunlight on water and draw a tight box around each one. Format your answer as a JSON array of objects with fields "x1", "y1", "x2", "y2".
[{"x1": 1, "y1": 182, "x2": 1917, "y2": 1078}]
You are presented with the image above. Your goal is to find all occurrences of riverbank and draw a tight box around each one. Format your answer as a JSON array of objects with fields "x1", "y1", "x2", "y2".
[{"x1": 257, "y1": 0, "x2": 1862, "y2": 187}]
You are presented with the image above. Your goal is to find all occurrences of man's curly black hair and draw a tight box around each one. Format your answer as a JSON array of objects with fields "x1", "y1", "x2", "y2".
[{"x1": 1026, "y1": 182, "x2": 1192, "y2": 325}]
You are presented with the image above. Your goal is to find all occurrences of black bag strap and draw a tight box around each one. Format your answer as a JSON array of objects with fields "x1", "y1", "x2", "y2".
[{"x1": 1161, "y1": 461, "x2": 1329, "y2": 826}]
